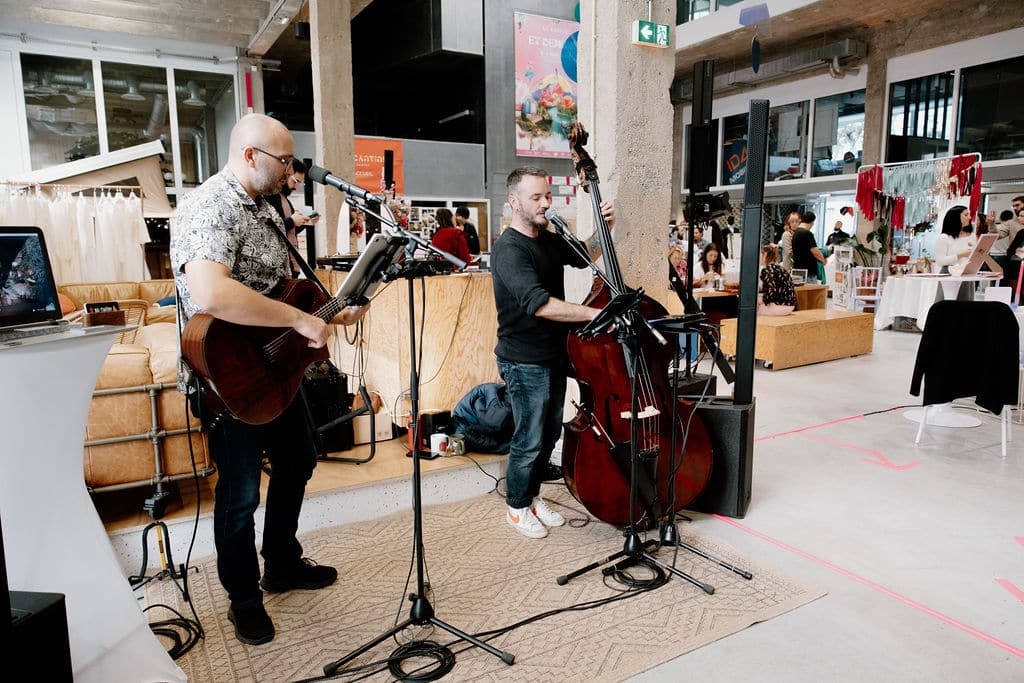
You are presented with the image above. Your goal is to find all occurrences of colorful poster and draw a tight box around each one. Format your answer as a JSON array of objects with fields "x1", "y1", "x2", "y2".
[
  {"x1": 514, "y1": 12, "x2": 579, "y2": 159},
  {"x1": 354, "y1": 137, "x2": 404, "y2": 195}
]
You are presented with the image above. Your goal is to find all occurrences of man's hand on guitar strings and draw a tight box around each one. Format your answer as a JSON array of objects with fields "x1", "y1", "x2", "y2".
[{"x1": 293, "y1": 313, "x2": 329, "y2": 348}]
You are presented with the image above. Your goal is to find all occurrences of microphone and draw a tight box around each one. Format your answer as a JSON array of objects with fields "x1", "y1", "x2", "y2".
[
  {"x1": 544, "y1": 207, "x2": 572, "y2": 235},
  {"x1": 307, "y1": 165, "x2": 375, "y2": 202}
]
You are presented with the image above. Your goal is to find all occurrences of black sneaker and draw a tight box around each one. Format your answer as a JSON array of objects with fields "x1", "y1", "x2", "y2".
[
  {"x1": 260, "y1": 557, "x2": 338, "y2": 593},
  {"x1": 227, "y1": 600, "x2": 275, "y2": 645},
  {"x1": 540, "y1": 463, "x2": 564, "y2": 482}
]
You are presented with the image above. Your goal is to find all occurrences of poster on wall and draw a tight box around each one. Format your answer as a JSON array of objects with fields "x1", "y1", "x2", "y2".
[
  {"x1": 514, "y1": 12, "x2": 579, "y2": 159},
  {"x1": 354, "y1": 137, "x2": 404, "y2": 195}
]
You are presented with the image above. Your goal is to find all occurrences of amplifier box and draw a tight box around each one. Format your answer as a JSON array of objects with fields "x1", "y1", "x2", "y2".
[
  {"x1": 691, "y1": 397, "x2": 755, "y2": 518},
  {"x1": 10, "y1": 591, "x2": 73, "y2": 681}
]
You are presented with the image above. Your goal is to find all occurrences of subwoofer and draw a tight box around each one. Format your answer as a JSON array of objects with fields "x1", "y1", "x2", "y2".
[
  {"x1": 690, "y1": 398, "x2": 755, "y2": 518},
  {"x1": 10, "y1": 591, "x2": 73, "y2": 681}
]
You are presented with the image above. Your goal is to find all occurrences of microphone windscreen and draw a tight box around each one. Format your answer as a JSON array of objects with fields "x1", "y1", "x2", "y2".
[{"x1": 307, "y1": 165, "x2": 329, "y2": 184}]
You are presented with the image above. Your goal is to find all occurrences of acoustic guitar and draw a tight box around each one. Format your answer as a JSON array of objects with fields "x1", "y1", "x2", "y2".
[{"x1": 181, "y1": 278, "x2": 348, "y2": 425}]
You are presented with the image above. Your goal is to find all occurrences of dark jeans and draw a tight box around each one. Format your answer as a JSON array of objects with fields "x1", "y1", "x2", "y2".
[
  {"x1": 497, "y1": 358, "x2": 567, "y2": 509},
  {"x1": 193, "y1": 390, "x2": 317, "y2": 605}
]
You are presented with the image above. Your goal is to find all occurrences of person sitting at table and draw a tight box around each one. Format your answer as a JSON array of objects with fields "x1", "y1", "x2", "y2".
[
  {"x1": 758, "y1": 244, "x2": 796, "y2": 316},
  {"x1": 934, "y1": 205, "x2": 974, "y2": 274},
  {"x1": 693, "y1": 243, "x2": 723, "y2": 288}
]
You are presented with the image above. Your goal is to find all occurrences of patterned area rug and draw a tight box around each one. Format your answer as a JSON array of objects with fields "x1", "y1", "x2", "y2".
[{"x1": 145, "y1": 488, "x2": 825, "y2": 682}]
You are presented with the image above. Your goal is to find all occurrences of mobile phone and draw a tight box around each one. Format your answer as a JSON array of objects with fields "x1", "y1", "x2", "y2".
[{"x1": 307, "y1": 211, "x2": 319, "y2": 219}]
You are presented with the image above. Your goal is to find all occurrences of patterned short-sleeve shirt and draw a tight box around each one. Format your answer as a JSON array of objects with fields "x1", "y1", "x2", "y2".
[{"x1": 170, "y1": 167, "x2": 290, "y2": 390}]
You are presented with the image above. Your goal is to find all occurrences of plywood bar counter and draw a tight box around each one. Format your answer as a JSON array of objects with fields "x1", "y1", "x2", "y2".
[{"x1": 320, "y1": 269, "x2": 500, "y2": 422}]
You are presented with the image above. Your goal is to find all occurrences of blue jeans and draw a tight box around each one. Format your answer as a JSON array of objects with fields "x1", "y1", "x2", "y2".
[
  {"x1": 497, "y1": 359, "x2": 567, "y2": 509},
  {"x1": 193, "y1": 391, "x2": 317, "y2": 605}
]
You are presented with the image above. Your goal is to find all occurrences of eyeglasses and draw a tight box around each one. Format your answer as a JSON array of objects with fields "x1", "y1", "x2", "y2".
[{"x1": 250, "y1": 146, "x2": 294, "y2": 170}]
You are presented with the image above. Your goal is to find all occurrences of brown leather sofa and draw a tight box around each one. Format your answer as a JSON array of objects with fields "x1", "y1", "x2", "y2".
[{"x1": 58, "y1": 280, "x2": 213, "y2": 518}]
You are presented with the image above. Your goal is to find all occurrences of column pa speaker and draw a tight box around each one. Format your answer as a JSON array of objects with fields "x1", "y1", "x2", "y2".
[
  {"x1": 10, "y1": 591, "x2": 73, "y2": 681},
  {"x1": 690, "y1": 398, "x2": 755, "y2": 518}
]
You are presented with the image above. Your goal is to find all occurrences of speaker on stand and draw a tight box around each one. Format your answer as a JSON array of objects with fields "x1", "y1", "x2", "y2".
[{"x1": 691, "y1": 99, "x2": 770, "y2": 519}]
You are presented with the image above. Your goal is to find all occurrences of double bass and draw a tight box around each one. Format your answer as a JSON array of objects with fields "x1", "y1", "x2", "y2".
[{"x1": 561, "y1": 122, "x2": 714, "y2": 529}]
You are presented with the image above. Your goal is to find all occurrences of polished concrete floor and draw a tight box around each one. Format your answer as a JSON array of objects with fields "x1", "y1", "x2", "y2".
[
  {"x1": 104, "y1": 326, "x2": 1024, "y2": 681},
  {"x1": 636, "y1": 327, "x2": 1024, "y2": 681}
]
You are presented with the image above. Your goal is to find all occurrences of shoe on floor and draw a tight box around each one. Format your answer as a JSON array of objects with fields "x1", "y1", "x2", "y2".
[
  {"x1": 540, "y1": 463, "x2": 564, "y2": 482},
  {"x1": 507, "y1": 505, "x2": 548, "y2": 539},
  {"x1": 531, "y1": 496, "x2": 565, "y2": 527},
  {"x1": 260, "y1": 557, "x2": 338, "y2": 593},
  {"x1": 227, "y1": 600, "x2": 275, "y2": 645}
]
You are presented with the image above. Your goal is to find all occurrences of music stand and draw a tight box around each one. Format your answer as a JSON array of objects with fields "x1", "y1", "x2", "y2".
[
  {"x1": 320, "y1": 188, "x2": 513, "y2": 677},
  {"x1": 314, "y1": 233, "x2": 408, "y2": 464}
]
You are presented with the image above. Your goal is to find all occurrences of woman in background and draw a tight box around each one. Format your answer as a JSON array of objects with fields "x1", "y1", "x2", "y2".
[
  {"x1": 693, "y1": 243, "x2": 723, "y2": 288},
  {"x1": 934, "y1": 205, "x2": 973, "y2": 274},
  {"x1": 758, "y1": 244, "x2": 796, "y2": 316},
  {"x1": 430, "y1": 208, "x2": 471, "y2": 266}
]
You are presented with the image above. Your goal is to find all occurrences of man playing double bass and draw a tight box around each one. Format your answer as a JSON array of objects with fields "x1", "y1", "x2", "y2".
[
  {"x1": 492, "y1": 167, "x2": 614, "y2": 539},
  {"x1": 171, "y1": 113, "x2": 366, "y2": 646}
]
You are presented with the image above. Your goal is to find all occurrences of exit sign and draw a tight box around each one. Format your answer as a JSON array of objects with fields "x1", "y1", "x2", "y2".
[{"x1": 631, "y1": 20, "x2": 670, "y2": 48}]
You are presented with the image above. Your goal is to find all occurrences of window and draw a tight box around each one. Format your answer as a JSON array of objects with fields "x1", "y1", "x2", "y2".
[
  {"x1": 887, "y1": 72, "x2": 954, "y2": 162},
  {"x1": 956, "y1": 55, "x2": 1024, "y2": 162},
  {"x1": 767, "y1": 102, "x2": 808, "y2": 180},
  {"x1": 20, "y1": 54, "x2": 99, "y2": 169},
  {"x1": 812, "y1": 90, "x2": 865, "y2": 177},
  {"x1": 677, "y1": 1, "x2": 711, "y2": 23},
  {"x1": 721, "y1": 113, "x2": 748, "y2": 185},
  {"x1": 101, "y1": 62, "x2": 173, "y2": 185},
  {"x1": 173, "y1": 70, "x2": 235, "y2": 188}
]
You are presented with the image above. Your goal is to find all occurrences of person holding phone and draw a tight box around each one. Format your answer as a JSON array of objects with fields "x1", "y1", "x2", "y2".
[{"x1": 265, "y1": 158, "x2": 320, "y2": 277}]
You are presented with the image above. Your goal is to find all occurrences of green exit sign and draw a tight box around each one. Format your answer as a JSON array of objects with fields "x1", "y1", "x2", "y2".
[{"x1": 631, "y1": 20, "x2": 671, "y2": 48}]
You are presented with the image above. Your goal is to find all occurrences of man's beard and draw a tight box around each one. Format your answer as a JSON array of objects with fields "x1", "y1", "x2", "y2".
[
  {"x1": 253, "y1": 165, "x2": 283, "y2": 196},
  {"x1": 516, "y1": 205, "x2": 547, "y2": 231},
  {"x1": 281, "y1": 185, "x2": 292, "y2": 197}
]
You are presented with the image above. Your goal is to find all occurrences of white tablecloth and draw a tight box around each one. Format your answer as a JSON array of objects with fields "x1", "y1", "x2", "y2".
[{"x1": 874, "y1": 275, "x2": 998, "y2": 330}]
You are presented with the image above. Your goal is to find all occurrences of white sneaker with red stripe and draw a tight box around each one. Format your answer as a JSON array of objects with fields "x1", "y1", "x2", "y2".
[
  {"x1": 506, "y1": 505, "x2": 548, "y2": 538},
  {"x1": 531, "y1": 496, "x2": 565, "y2": 527}
]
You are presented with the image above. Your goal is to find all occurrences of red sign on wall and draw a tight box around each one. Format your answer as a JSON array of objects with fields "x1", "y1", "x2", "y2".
[{"x1": 354, "y1": 137, "x2": 404, "y2": 195}]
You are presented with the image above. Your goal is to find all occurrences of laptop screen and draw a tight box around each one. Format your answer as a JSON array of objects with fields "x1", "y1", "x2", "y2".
[{"x1": 0, "y1": 227, "x2": 62, "y2": 328}]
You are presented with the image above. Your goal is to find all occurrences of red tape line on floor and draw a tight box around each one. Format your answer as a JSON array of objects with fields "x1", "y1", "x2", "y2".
[{"x1": 712, "y1": 514, "x2": 1024, "y2": 659}]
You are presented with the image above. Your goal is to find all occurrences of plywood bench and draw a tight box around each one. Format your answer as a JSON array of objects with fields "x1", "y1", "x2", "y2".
[{"x1": 719, "y1": 309, "x2": 874, "y2": 370}]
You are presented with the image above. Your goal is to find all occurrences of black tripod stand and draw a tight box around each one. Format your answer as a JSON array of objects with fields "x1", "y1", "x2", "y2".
[
  {"x1": 556, "y1": 297, "x2": 715, "y2": 595},
  {"x1": 323, "y1": 260, "x2": 514, "y2": 676}
]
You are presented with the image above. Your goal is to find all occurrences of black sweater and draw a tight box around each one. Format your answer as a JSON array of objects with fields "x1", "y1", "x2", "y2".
[
  {"x1": 491, "y1": 227, "x2": 589, "y2": 364},
  {"x1": 910, "y1": 300, "x2": 1019, "y2": 414}
]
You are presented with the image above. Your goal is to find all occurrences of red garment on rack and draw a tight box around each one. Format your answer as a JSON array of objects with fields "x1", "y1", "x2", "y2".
[
  {"x1": 891, "y1": 196, "x2": 906, "y2": 230},
  {"x1": 857, "y1": 165, "x2": 881, "y2": 220}
]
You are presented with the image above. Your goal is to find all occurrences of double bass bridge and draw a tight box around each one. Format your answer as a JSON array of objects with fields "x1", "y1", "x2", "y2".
[{"x1": 619, "y1": 405, "x2": 661, "y2": 420}]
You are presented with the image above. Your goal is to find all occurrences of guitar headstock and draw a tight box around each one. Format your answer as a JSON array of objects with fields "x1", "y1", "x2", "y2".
[{"x1": 568, "y1": 120, "x2": 598, "y2": 192}]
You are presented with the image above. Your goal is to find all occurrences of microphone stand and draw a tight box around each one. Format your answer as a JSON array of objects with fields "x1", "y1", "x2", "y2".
[{"x1": 322, "y1": 188, "x2": 513, "y2": 677}]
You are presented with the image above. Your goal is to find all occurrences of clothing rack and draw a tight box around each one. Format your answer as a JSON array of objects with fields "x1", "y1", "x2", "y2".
[{"x1": 1, "y1": 180, "x2": 143, "y2": 192}]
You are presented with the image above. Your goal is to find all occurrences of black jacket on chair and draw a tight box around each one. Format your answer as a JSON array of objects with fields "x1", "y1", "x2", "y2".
[{"x1": 910, "y1": 300, "x2": 1019, "y2": 414}]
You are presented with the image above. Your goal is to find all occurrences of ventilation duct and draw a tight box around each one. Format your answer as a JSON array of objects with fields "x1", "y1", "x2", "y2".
[
  {"x1": 182, "y1": 81, "x2": 206, "y2": 107},
  {"x1": 671, "y1": 38, "x2": 867, "y2": 103}
]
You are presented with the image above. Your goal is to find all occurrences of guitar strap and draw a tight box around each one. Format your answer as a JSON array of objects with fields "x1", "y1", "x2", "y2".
[{"x1": 269, "y1": 218, "x2": 332, "y2": 298}]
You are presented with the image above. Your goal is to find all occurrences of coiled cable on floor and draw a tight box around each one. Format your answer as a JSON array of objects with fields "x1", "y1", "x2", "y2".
[{"x1": 387, "y1": 640, "x2": 456, "y2": 681}]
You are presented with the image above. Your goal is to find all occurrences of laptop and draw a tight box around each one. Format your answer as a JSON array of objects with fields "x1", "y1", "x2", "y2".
[
  {"x1": 951, "y1": 233, "x2": 1000, "y2": 277},
  {"x1": 0, "y1": 226, "x2": 70, "y2": 342}
]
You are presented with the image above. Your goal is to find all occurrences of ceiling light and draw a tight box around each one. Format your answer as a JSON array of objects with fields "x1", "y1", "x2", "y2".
[
  {"x1": 278, "y1": 15, "x2": 291, "y2": 25},
  {"x1": 121, "y1": 78, "x2": 145, "y2": 102},
  {"x1": 183, "y1": 80, "x2": 206, "y2": 107}
]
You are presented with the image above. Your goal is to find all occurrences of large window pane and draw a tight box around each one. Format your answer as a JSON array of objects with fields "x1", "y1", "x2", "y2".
[
  {"x1": 677, "y1": 0, "x2": 711, "y2": 23},
  {"x1": 767, "y1": 101, "x2": 808, "y2": 181},
  {"x1": 812, "y1": 90, "x2": 865, "y2": 176},
  {"x1": 887, "y1": 72, "x2": 954, "y2": 162},
  {"x1": 721, "y1": 113, "x2": 748, "y2": 185},
  {"x1": 20, "y1": 54, "x2": 99, "y2": 169},
  {"x1": 174, "y1": 70, "x2": 235, "y2": 188},
  {"x1": 956, "y1": 55, "x2": 1024, "y2": 161},
  {"x1": 101, "y1": 62, "x2": 173, "y2": 185}
]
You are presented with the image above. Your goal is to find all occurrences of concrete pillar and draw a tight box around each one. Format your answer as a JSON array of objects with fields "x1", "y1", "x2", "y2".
[
  {"x1": 861, "y1": 48, "x2": 887, "y2": 168},
  {"x1": 575, "y1": 0, "x2": 678, "y2": 312},
  {"x1": 670, "y1": 101, "x2": 685, "y2": 224},
  {"x1": 310, "y1": 0, "x2": 354, "y2": 256}
]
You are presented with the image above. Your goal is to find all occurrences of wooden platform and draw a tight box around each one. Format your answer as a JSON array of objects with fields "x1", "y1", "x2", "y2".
[
  {"x1": 719, "y1": 309, "x2": 874, "y2": 370},
  {"x1": 794, "y1": 283, "x2": 828, "y2": 311}
]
